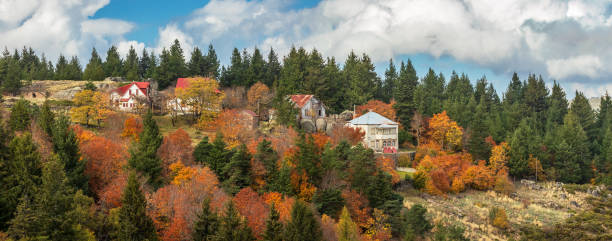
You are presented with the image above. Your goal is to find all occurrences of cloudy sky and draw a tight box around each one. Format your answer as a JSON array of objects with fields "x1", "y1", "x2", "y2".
[{"x1": 1, "y1": 0, "x2": 611, "y2": 98}]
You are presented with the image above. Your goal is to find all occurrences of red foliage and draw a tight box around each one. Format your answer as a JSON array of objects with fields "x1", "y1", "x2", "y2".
[
  {"x1": 269, "y1": 126, "x2": 298, "y2": 159},
  {"x1": 311, "y1": 133, "x2": 331, "y2": 150},
  {"x1": 214, "y1": 109, "x2": 256, "y2": 149},
  {"x1": 98, "y1": 172, "x2": 127, "y2": 209},
  {"x1": 341, "y1": 189, "x2": 371, "y2": 229},
  {"x1": 330, "y1": 125, "x2": 365, "y2": 146},
  {"x1": 233, "y1": 187, "x2": 270, "y2": 239},
  {"x1": 158, "y1": 128, "x2": 194, "y2": 178}
]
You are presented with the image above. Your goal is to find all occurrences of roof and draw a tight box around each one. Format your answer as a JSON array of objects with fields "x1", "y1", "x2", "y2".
[
  {"x1": 239, "y1": 109, "x2": 258, "y2": 117},
  {"x1": 289, "y1": 94, "x2": 313, "y2": 108},
  {"x1": 176, "y1": 77, "x2": 221, "y2": 93},
  {"x1": 349, "y1": 111, "x2": 398, "y2": 125},
  {"x1": 112, "y1": 82, "x2": 149, "y2": 96}
]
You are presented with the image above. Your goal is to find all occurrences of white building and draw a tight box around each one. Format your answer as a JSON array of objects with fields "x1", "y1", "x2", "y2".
[
  {"x1": 109, "y1": 82, "x2": 150, "y2": 111},
  {"x1": 289, "y1": 94, "x2": 326, "y2": 120},
  {"x1": 346, "y1": 111, "x2": 399, "y2": 153}
]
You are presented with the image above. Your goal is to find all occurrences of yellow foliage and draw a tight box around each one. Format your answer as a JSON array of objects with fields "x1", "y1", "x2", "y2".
[
  {"x1": 70, "y1": 90, "x2": 114, "y2": 126},
  {"x1": 428, "y1": 111, "x2": 463, "y2": 150},
  {"x1": 490, "y1": 142, "x2": 509, "y2": 174},
  {"x1": 174, "y1": 77, "x2": 224, "y2": 130},
  {"x1": 364, "y1": 209, "x2": 392, "y2": 241},
  {"x1": 169, "y1": 162, "x2": 196, "y2": 185}
]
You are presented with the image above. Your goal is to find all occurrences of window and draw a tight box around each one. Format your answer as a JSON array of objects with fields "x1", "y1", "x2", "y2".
[{"x1": 318, "y1": 109, "x2": 322, "y2": 116}]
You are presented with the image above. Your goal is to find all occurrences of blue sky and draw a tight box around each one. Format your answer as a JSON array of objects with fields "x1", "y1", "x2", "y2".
[{"x1": 1, "y1": 0, "x2": 611, "y2": 98}]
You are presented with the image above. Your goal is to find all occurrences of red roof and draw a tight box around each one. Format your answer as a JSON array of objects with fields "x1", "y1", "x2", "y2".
[
  {"x1": 112, "y1": 82, "x2": 150, "y2": 97},
  {"x1": 175, "y1": 77, "x2": 221, "y2": 93},
  {"x1": 289, "y1": 94, "x2": 313, "y2": 108},
  {"x1": 240, "y1": 109, "x2": 258, "y2": 117}
]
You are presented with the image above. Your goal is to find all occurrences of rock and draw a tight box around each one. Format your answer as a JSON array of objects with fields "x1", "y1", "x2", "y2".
[
  {"x1": 570, "y1": 201, "x2": 580, "y2": 208},
  {"x1": 510, "y1": 192, "x2": 519, "y2": 199},
  {"x1": 315, "y1": 118, "x2": 327, "y2": 132},
  {"x1": 545, "y1": 202, "x2": 561, "y2": 209},
  {"x1": 592, "y1": 189, "x2": 600, "y2": 197},
  {"x1": 300, "y1": 119, "x2": 316, "y2": 133},
  {"x1": 339, "y1": 110, "x2": 353, "y2": 121},
  {"x1": 560, "y1": 193, "x2": 567, "y2": 199}
]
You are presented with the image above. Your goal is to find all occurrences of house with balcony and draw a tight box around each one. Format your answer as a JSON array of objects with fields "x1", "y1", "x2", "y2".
[
  {"x1": 110, "y1": 81, "x2": 151, "y2": 112},
  {"x1": 346, "y1": 111, "x2": 398, "y2": 153}
]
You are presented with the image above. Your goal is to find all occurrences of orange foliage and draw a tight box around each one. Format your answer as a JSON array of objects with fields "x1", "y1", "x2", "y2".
[
  {"x1": 376, "y1": 157, "x2": 400, "y2": 184},
  {"x1": 246, "y1": 82, "x2": 272, "y2": 113},
  {"x1": 158, "y1": 129, "x2": 194, "y2": 178},
  {"x1": 269, "y1": 126, "x2": 298, "y2": 158},
  {"x1": 233, "y1": 187, "x2": 270, "y2": 239},
  {"x1": 413, "y1": 142, "x2": 442, "y2": 163},
  {"x1": 355, "y1": 99, "x2": 396, "y2": 121},
  {"x1": 169, "y1": 162, "x2": 197, "y2": 185},
  {"x1": 489, "y1": 142, "x2": 509, "y2": 174},
  {"x1": 427, "y1": 111, "x2": 463, "y2": 150},
  {"x1": 311, "y1": 133, "x2": 331, "y2": 150},
  {"x1": 341, "y1": 189, "x2": 371, "y2": 229},
  {"x1": 363, "y1": 209, "x2": 392, "y2": 241},
  {"x1": 330, "y1": 125, "x2": 365, "y2": 146},
  {"x1": 451, "y1": 175, "x2": 465, "y2": 193},
  {"x1": 416, "y1": 153, "x2": 473, "y2": 195},
  {"x1": 290, "y1": 171, "x2": 317, "y2": 201},
  {"x1": 121, "y1": 116, "x2": 143, "y2": 141},
  {"x1": 462, "y1": 160, "x2": 495, "y2": 190},
  {"x1": 263, "y1": 192, "x2": 295, "y2": 223},
  {"x1": 214, "y1": 109, "x2": 256, "y2": 149},
  {"x1": 430, "y1": 169, "x2": 451, "y2": 193},
  {"x1": 150, "y1": 167, "x2": 229, "y2": 240},
  {"x1": 99, "y1": 172, "x2": 127, "y2": 209}
]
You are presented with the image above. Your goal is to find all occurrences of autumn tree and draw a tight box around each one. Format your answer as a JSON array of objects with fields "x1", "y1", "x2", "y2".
[
  {"x1": 337, "y1": 206, "x2": 359, "y2": 241},
  {"x1": 214, "y1": 109, "x2": 256, "y2": 149},
  {"x1": 70, "y1": 90, "x2": 113, "y2": 126},
  {"x1": 355, "y1": 99, "x2": 396, "y2": 121},
  {"x1": 247, "y1": 81, "x2": 272, "y2": 116},
  {"x1": 118, "y1": 173, "x2": 158, "y2": 241},
  {"x1": 174, "y1": 77, "x2": 224, "y2": 126},
  {"x1": 80, "y1": 132, "x2": 128, "y2": 203},
  {"x1": 121, "y1": 115, "x2": 143, "y2": 141},
  {"x1": 128, "y1": 110, "x2": 163, "y2": 187},
  {"x1": 284, "y1": 201, "x2": 322, "y2": 241},
  {"x1": 490, "y1": 142, "x2": 509, "y2": 174},
  {"x1": 462, "y1": 160, "x2": 495, "y2": 190},
  {"x1": 158, "y1": 128, "x2": 194, "y2": 178},
  {"x1": 329, "y1": 125, "x2": 365, "y2": 146},
  {"x1": 364, "y1": 209, "x2": 392, "y2": 241},
  {"x1": 428, "y1": 111, "x2": 463, "y2": 151},
  {"x1": 233, "y1": 187, "x2": 270, "y2": 238}
]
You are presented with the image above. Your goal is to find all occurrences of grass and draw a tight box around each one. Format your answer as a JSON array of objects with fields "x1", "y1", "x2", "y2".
[{"x1": 399, "y1": 181, "x2": 591, "y2": 240}]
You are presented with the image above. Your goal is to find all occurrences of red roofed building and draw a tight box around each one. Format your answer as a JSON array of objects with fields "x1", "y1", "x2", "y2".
[
  {"x1": 110, "y1": 82, "x2": 151, "y2": 111},
  {"x1": 288, "y1": 94, "x2": 326, "y2": 121}
]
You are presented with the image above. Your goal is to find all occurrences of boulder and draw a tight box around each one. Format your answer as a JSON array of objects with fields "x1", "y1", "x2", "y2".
[
  {"x1": 300, "y1": 119, "x2": 316, "y2": 133},
  {"x1": 315, "y1": 118, "x2": 327, "y2": 132}
]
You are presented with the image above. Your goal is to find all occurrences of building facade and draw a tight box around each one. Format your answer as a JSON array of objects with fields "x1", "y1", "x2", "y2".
[
  {"x1": 346, "y1": 111, "x2": 399, "y2": 153},
  {"x1": 110, "y1": 82, "x2": 150, "y2": 111},
  {"x1": 289, "y1": 94, "x2": 326, "y2": 120}
]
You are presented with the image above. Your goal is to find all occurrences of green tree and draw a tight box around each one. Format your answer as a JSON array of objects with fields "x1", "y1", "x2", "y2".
[
  {"x1": 337, "y1": 206, "x2": 359, "y2": 241},
  {"x1": 303, "y1": 49, "x2": 325, "y2": 98},
  {"x1": 38, "y1": 100, "x2": 55, "y2": 136},
  {"x1": 139, "y1": 49, "x2": 152, "y2": 79},
  {"x1": 188, "y1": 46, "x2": 206, "y2": 77},
  {"x1": 295, "y1": 134, "x2": 322, "y2": 185},
  {"x1": 546, "y1": 81, "x2": 568, "y2": 128},
  {"x1": 552, "y1": 113, "x2": 592, "y2": 183},
  {"x1": 393, "y1": 60, "x2": 419, "y2": 127},
  {"x1": 284, "y1": 201, "x2": 322, "y2": 241},
  {"x1": 0, "y1": 133, "x2": 42, "y2": 230},
  {"x1": 53, "y1": 115, "x2": 88, "y2": 193},
  {"x1": 222, "y1": 144, "x2": 253, "y2": 195},
  {"x1": 124, "y1": 45, "x2": 139, "y2": 81},
  {"x1": 247, "y1": 47, "x2": 266, "y2": 87},
  {"x1": 321, "y1": 57, "x2": 345, "y2": 113},
  {"x1": 382, "y1": 58, "x2": 398, "y2": 102},
  {"x1": 570, "y1": 91, "x2": 596, "y2": 141},
  {"x1": 255, "y1": 140, "x2": 279, "y2": 186},
  {"x1": 264, "y1": 48, "x2": 281, "y2": 87},
  {"x1": 117, "y1": 173, "x2": 159, "y2": 241},
  {"x1": 193, "y1": 198, "x2": 218, "y2": 241},
  {"x1": 54, "y1": 54, "x2": 70, "y2": 80},
  {"x1": 348, "y1": 144, "x2": 376, "y2": 193},
  {"x1": 213, "y1": 201, "x2": 255, "y2": 241},
  {"x1": 204, "y1": 44, "x2": 220, "y2": 78},
  {"x1": 443, "y1": 72, "x2": 473, "y2": 127},
  {"x1": 468, "y1": 97, "x2": 491, "y2": 161},
  {"x1": 8, "y1": 157, "x2": 94, "y2": 240},
  {"x1": 128, "y1": 110, "x2": 163, "y2": 187},
  {"x1": 220, "y1": 48, "x2": 246, "y2": 87},
  {"x1": 277, "y1": 46, "x2": 307, "y2": 96},
  {"x1": 67, "y1": 56, "x2": 83, "y2": 80},
  {"x1": 8, "y1": 98, "x2": 32, "y2": 131},
  {"x1": 83, "y1": 48, "x2": 105, "y2": 81},
  {"x1": 415, "y1": 68, "x2": 445, "y2": 116},
  {"x1": 432, "y1": 223, "x2": 469, "y2": 241},
  {"x1": 312, "y1": 188, "x2": 344, "y2": 219},
  {"x1": 2, "y1": 52, "x2": 23, "y2": 95},
  {"x1": 263, "y1": 204, "x2": 284, "y2": 241},
  {"x1": 194, "y1": 133, "x2": 233, "y2": 179},
  {"x1": 402, "y1": 204, "x2": 432, "y2": 237},
  {"x1": 508, "y1": 119, "x2": 541, "y2": 178},
  {"x1": 104, "y1": 45, "x2": 123, "y2": 77}
]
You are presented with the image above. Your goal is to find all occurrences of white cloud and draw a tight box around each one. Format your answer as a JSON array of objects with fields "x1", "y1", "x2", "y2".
[
  {"x1": 0, "y1": 0, "x2": 132, "y2": 61},
  {"x1": 116, "y1": 40, "x2": 146, "y2": 58},
  {"x1": 547, "y1": 55, "x2": 603, "y2": 79}
]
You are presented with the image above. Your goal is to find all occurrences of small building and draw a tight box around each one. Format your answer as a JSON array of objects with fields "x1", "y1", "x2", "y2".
[
  {"x1": 110, "y1": 82, "x2": 151, "y2": 111},
  {"x1": 289, "y1": 94, "x2": 326, "y2": 120},
  {"x1": 237, "y1": 109, "x2": 259, "y2": 130},
  {"x1": 346, "y1": 111, "x2": 399, "y2": 153}
]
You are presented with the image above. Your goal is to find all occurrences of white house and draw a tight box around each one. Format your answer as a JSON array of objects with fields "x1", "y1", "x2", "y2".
[
  {"x1": 110, "y1": 82, "x2": 150, "y2": 111},
  {"x1": 346, "y1": 111, "x2": 399, "y2": 153},
  {"x1": 289, "y1": 94, "x2": 326, "y2": 120}
]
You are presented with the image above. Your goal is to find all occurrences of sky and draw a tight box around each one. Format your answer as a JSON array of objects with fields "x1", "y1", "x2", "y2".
[{"x1": 1, "y1": 0, "x2": 612, "y2": 98}]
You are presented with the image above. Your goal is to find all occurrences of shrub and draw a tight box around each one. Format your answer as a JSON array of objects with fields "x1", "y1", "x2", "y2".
[
  {"x1": 397, "y1": 154, "x2": 412, "y2": 168},
  {"x1": 494, "y1": 170, "x2": 515, "y2": 195},
  {"x1": 489, "y1": 207, "x2": 510, "y2": 230},
  {"x1": 403, "y1": 204, "x2": 432, "y2": 236},
  {"x1": 433, "y1": 222, "x2": 469, "y2": 241},
  {"x1": 412, "y1": 171, "x2": 427, "y2": 190}
]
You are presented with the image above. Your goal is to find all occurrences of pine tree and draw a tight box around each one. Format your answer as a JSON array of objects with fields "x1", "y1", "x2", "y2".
[
  {"x1": 118, "y1": 173, "x2": 159, "y2": 241},
  {"x1": 104, "y1": 45, "x2": 123, "y2": 77},
  {"x1": 213, "y1": 201, "x2": 255, "y2": 241},
  {"x1": 303, "y1": 49, "x2": 325, "y2": 97},
  {"x1": 124, "y1": 45, "x2": 139, "y2": 81},
  {"x1": 415, "y1": 68, "x2": 445, "y2": 116},
  {"x1": 2, "y1": 50, "x2": 22, "y2": 95},
  {"x1": 128, "y1": 110, "x2": 163, "y2": 187},
  {"x1": 277, "y1": 46, "x2": 307, "y2": 96},
  {"x1": 247, "y1": 47, "x2": 266, "y2": 87},
  {"x1": 193, "y1": 198, "x2": 219, "y2": 241},
  {"x1": 263, "y1": 204, "x2": 284, "y2": 241},
  {"x1": 546, "y1": 81, "x2": 568, "y2": 128},
  {"x1": 188, "y1": 46, "x2": 206, "y2": 77},
  {"x1": 83, "y1": 48, "x2": 105, "y2": 81},
  {"x1": 312, "y1": 188, "x2": 344, "y2": 219},
  {"x1": 194, "y1": 133, "x2": 233, "y2": 178},
  {"x1": 295, "y1": 134, "x2": 322, "y2": 185},
  {"x1": 284, "y1": 200, "x2": 322, "y2": 241},
  {"x1": 443, "y1": 72, "x2": 473, "y2": 127},
  {"x1": 383, "y1": 58, "x2": 398, "y2": 102},
  {"x1": 138, "y1": 49, "x2": 151, "y2": 79},
  {"x1": 8, "y1": 98, "x2": 31, "y2": 131},
  {"x1": 337, "y1": 206, "x2": 359, "y2": 241},
  {"x1": 468, "y1": 97, "x2": 491, "y2": 161},
  {"x1": 348, "y1": 144, "x2": 376, "y2": 193},
  {"x1": 393, "y1": 60, "x2": 419, "y2": 128},
  {"x1": 38, "y1": 100, "x2": 55, "y2": 136},
  {"x1": 54, "y1": 54, "x2": 70, "y2": 80},
  {"x1": 53, "y1": 115, "x2": 88, "y2": 193},
  {"x1": 402, "y1": 204, "x2": 432, "y2": 237},
  {"x1": 255, "y1": 139, "x2": 279, "y2": 185},
  {"x1": 553, "y1": 113, "x2": 592, "y2": 183},
  {"x1": 570, "y1": 91, "x2": 596, "y2": 141},
  {"x1": 264, "y1": 48, "x2": 281, "y2": 87},
  {"x1": 157, "y1": 48, "x2": 171, "y2": 88},
  {"x1": 67, "y1": 56, "x2": 82, "y2": 80},
  {"x1": 508, "y1": 119, "x2": 541, "y2": 178},
  {"x1": 8, "y1": 157, "x2": 93, "y2": 240},
  {"x1": 146, "y1": 50, "x2": 158, "y2": 79},
  {"x1": 0, "y1": 133, "x2": 42, "y2": 230},
  {"x1": 205, "y1": 44, "x2": 220, "y2": 78},
  {"x1": 222, "y1": 144, "x2": 253, "y2": 195}
]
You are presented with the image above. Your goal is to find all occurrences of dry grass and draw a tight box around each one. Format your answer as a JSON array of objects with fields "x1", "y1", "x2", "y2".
[{"x1": 400, "y1": 182, "x2": 590, "y2": 241}]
